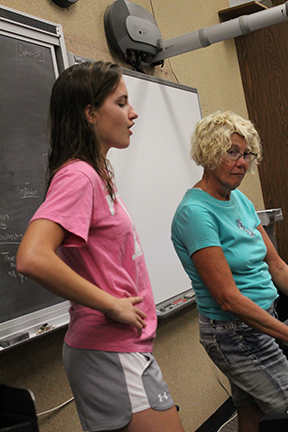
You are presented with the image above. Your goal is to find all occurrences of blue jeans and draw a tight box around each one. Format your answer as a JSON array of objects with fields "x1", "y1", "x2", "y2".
[{"x1": 199, "y1": 306, "x2": 288, "y2": 413}]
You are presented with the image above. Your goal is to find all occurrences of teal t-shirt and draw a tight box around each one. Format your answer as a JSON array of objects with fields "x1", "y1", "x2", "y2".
[{"x1": 171, "y1": 188, "x2": 278, "y2": 320}]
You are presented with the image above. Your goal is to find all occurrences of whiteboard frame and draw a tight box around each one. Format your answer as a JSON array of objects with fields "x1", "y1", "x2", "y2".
[
  {"x1": 70, "y1": 55, "x2": 203, "y2": 309},
  {"x1": 108, "y1": 66, "x2": 203, "y2": 306}
]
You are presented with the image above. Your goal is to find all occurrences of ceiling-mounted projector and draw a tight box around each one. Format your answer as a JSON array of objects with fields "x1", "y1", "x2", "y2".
[
  {"x1": 104, "y1": 0, "x2": 288, "y2": 71},
  {"x1": 104, "y1": 0, "x2": 163, "y2": 68}
]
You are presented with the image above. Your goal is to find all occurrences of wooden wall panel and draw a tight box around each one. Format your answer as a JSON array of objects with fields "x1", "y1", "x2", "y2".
[{"x1": 235, "y1": 21, "x2": 288, "y2": 263}]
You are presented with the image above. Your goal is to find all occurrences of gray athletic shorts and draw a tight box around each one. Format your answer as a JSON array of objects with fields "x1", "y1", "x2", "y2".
[{"x1": 63, "y1": 343, "x2": 175, "y2": 431}]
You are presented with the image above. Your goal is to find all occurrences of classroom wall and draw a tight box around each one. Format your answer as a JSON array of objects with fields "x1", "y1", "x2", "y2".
[{"x1": 0, "y1": 1, "x2": 265, "y2": 431}]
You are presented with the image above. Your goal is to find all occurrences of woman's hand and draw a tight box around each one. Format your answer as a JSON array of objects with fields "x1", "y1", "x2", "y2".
[{"x1": 107, "y1": 296, "x2": 147, "y2": 336}]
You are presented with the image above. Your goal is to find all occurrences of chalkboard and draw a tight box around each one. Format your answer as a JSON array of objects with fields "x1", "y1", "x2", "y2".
[
  {"x1": 0, "y1": 6, "x2": 69, "y2": 349},
  {"x1": 109, "y1": 68, "x2": 203, "y2": 306}
]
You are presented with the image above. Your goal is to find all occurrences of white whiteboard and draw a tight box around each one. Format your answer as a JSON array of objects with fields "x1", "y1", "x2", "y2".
[{"x1": 109, "y1": 69, "x2": 203, "y2": 305}]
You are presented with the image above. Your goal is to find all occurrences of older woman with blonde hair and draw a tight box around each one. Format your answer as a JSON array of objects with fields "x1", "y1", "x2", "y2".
[{"x1": 172, "y1": 111, "x2": 288, "y2": 432}]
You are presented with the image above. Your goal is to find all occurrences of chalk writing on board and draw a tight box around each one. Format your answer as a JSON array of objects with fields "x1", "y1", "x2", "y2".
[
  {"x1": 16, "y1": 40, "x2": 45, "y2": 62},
  {"x1": 1, "y1": 251, "x2": 26, "y2": 284},
  {"x1": 0, "y1": 215, "x2": 8, "y2": 231},
  {"x1": 0, "y1": 210, "x2": 25, "y2": 283},
  {"x1": 0, "y1": 233, "x2": 23, "y2": 244},
  {"x1": 17, "y1": 186, "x2": 39, "y2": 199}
]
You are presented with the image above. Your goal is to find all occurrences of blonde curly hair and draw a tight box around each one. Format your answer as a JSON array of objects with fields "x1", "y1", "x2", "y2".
[{"x1": 191, "y1": 111, "x2": 262, "y2": 172}]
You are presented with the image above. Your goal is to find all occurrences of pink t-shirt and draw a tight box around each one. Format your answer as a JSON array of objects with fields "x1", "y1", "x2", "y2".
[{"x1": 31, "y1": 160, "x2": 157, "y2": 352}]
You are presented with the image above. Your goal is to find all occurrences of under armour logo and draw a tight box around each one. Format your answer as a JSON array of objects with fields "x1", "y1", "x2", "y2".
[{"x1": 158, "y1": 392, "x2": 168, "y2": 402}]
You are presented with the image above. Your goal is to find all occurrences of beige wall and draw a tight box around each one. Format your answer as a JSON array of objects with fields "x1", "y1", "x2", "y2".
[{"x1": 0, "y1": 1, "x2": 265, "y2": 431}]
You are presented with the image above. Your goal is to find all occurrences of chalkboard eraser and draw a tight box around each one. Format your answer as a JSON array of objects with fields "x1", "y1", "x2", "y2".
[
  {"x1": 184, "y1": 292, "x2": 194, "y2": 299},
  {"x1": 0, "y1": 332, "x2": 30, "y2": 348}
]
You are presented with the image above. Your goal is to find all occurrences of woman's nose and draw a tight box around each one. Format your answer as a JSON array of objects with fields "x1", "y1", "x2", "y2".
[{"x1": 129, "y1": 105, "x2": 138, "y2": 120}]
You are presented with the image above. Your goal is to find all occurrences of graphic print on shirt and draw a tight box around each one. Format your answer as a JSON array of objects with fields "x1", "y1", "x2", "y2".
[
  {"x1": 236, "y1": 218, "x2": 255, "y2": 237},
  {"x1": 106, "y1": 193, "x2": 142, "y2": 260}
]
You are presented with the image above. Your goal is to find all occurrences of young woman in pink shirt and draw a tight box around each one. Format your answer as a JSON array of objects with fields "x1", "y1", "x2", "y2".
[{"x1": 17, "y1": 61, "x2": 184, "y2": 432}]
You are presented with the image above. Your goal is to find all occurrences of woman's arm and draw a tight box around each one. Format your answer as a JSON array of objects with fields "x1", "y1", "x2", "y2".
[
  {"x1": 192, "y1": 246, "x2": 288, "y2": 342},
  {"x1": 16, "y1": 219, "x2": 147, "y2": 334}
]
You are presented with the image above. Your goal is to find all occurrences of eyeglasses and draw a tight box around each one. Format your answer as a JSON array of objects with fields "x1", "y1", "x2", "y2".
[{"x1": 226, "y1": 149, "x2": 258, "y2": 163}]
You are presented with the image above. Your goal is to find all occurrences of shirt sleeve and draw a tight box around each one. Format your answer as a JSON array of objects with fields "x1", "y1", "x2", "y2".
[
  {"x1": 175, "y1": 203, "x2": 222, "y2": 256},
  {"x1": 31, "y1": 167, "x2": 94, "y2": 246}
]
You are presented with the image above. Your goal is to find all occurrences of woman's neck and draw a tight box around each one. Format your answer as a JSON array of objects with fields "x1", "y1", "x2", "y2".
[{"x1": 194, "y1": 177, "x2": 231, "y2": 201}]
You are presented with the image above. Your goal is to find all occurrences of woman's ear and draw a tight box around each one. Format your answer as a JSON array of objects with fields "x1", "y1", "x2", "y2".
[{"x1": 84, "y1": 105, "x2": 97, "y2": 124}]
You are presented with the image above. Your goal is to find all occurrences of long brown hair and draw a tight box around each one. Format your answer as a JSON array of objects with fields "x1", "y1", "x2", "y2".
[{"x1": 47, "y1": 61, "x2": 122, "y2": 200}]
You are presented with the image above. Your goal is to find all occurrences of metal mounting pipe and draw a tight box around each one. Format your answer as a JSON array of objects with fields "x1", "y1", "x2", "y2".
[{"x1": 149, "y1": 2, "x2": 288, "y2": 64}]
